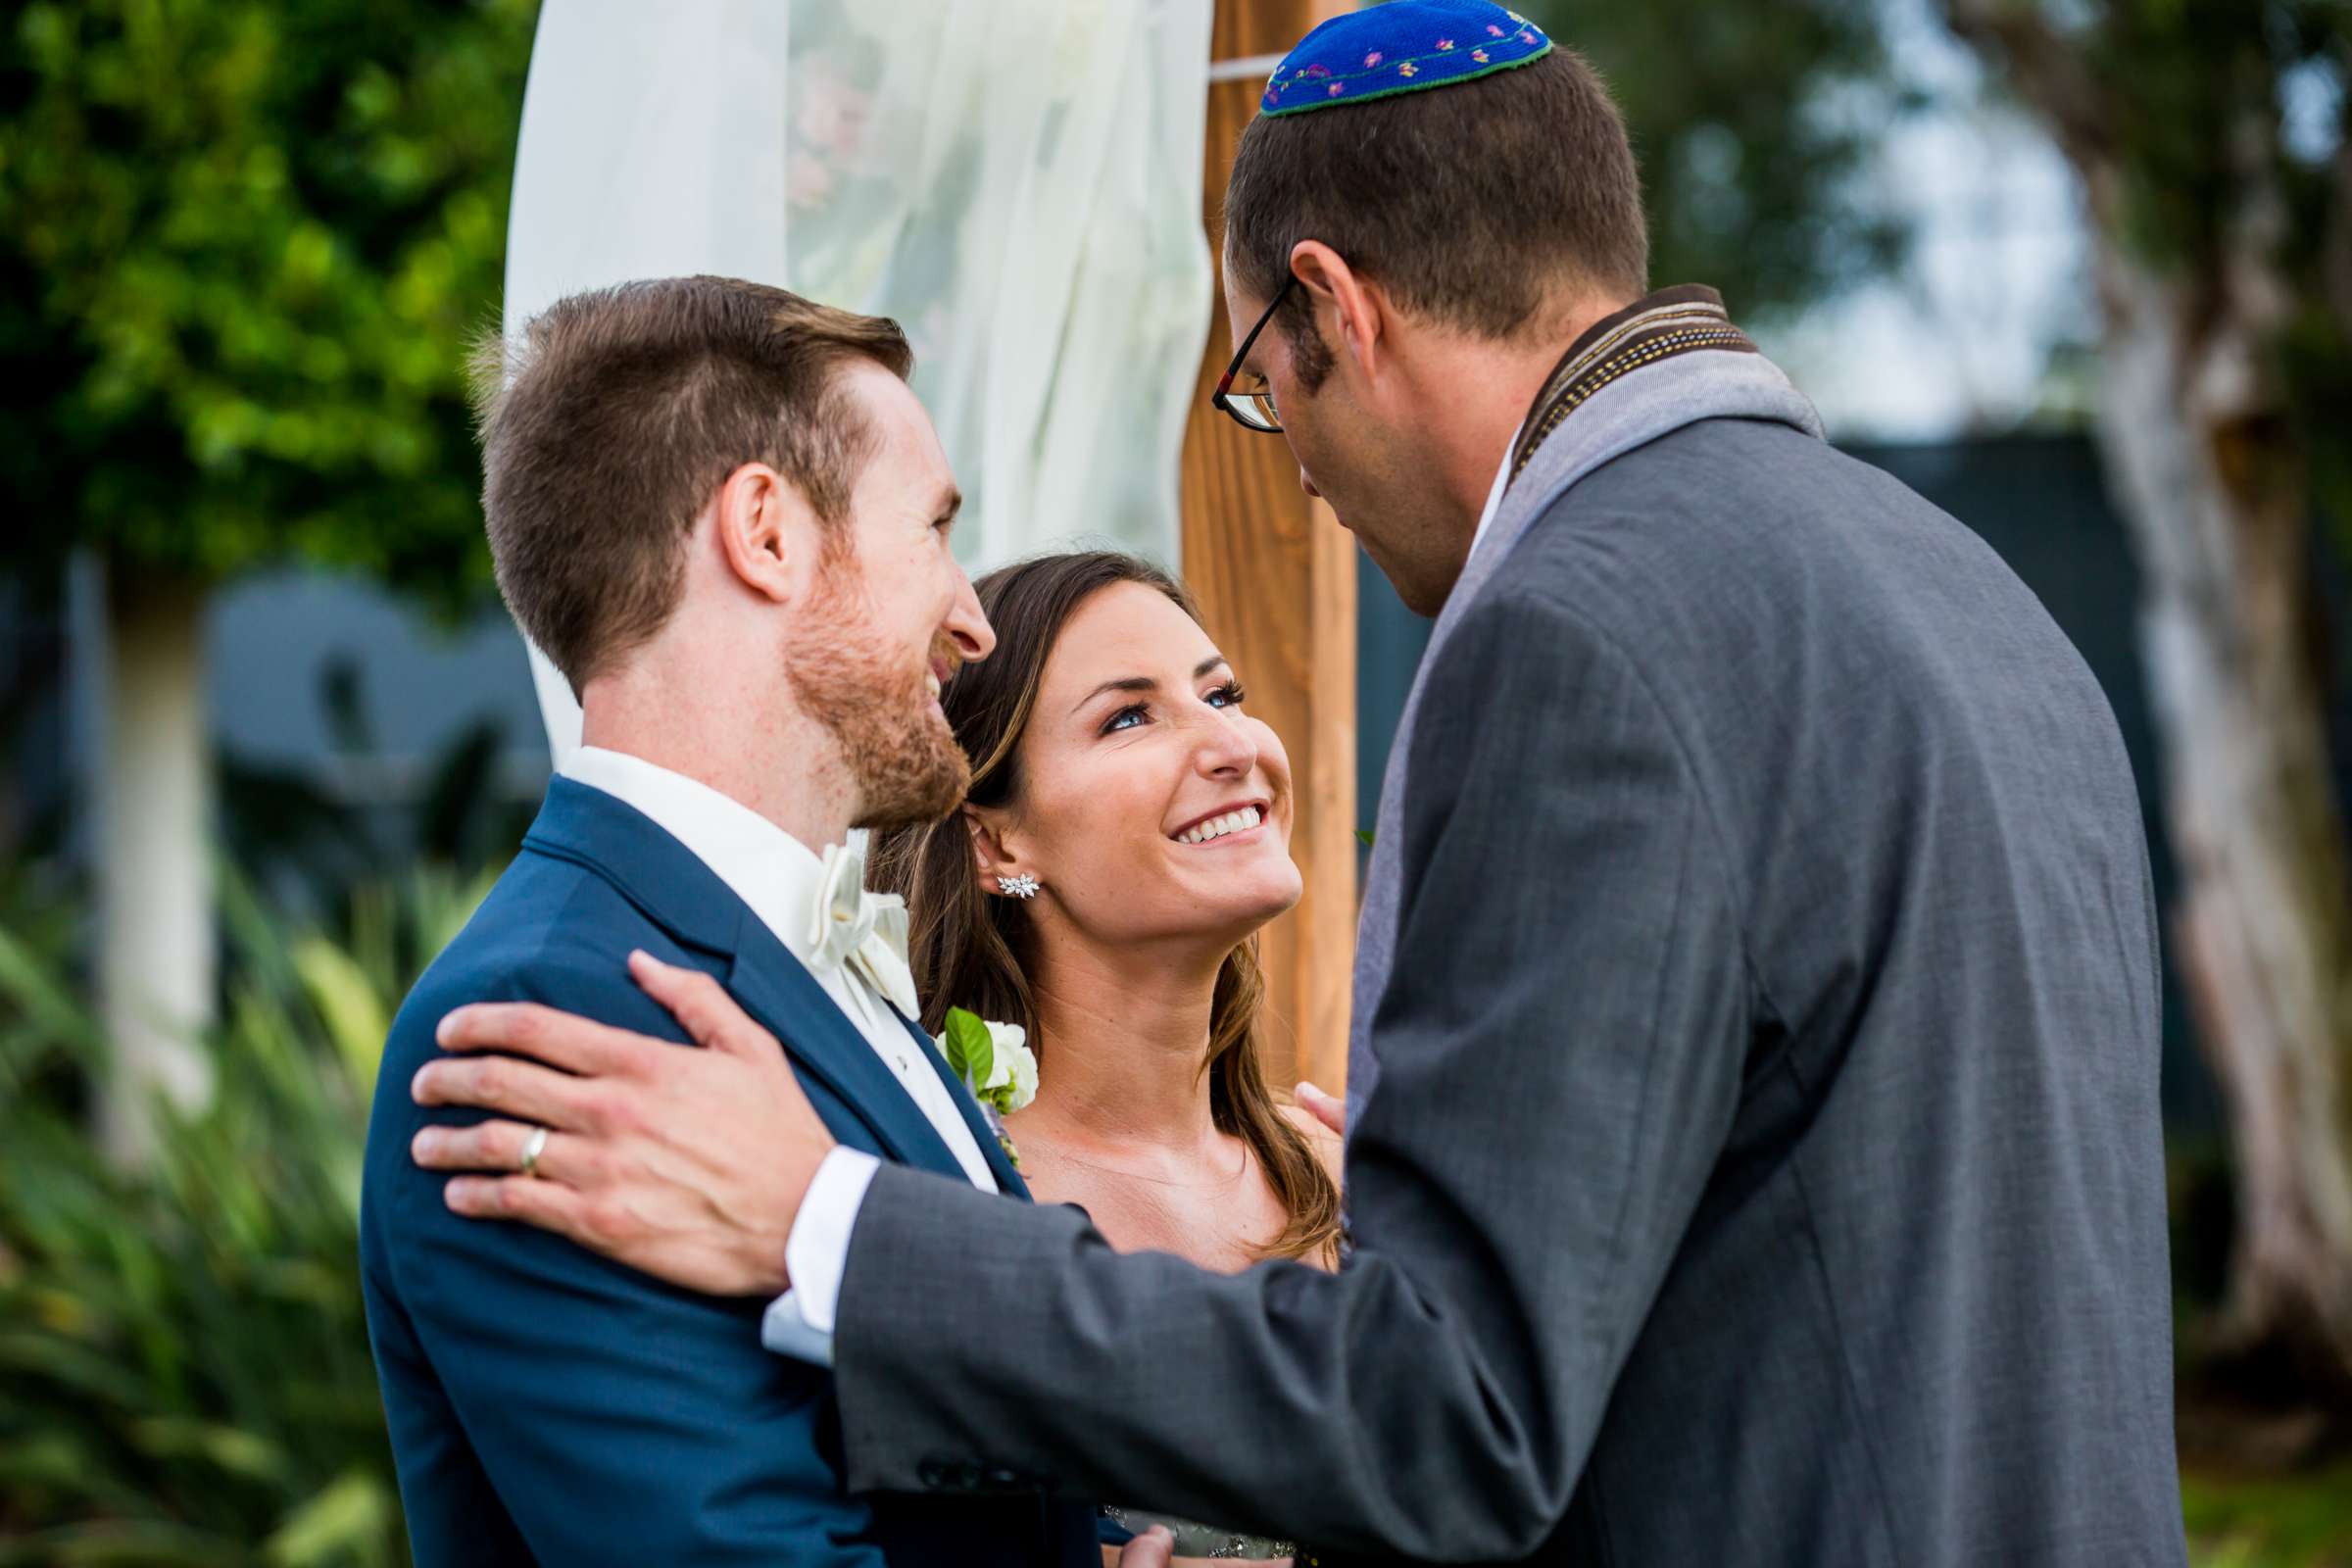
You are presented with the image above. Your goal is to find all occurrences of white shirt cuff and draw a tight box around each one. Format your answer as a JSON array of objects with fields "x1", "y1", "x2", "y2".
[
  {"x1": 771, "y1": 1146, "x2": 880, "y2": 1341},
  {"x1": 760, "y1": 1290, "x2": 836, "y2": 1366}
]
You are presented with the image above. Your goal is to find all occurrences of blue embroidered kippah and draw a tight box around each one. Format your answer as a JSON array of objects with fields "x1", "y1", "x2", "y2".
[{"x1": 1260, "y1": 2, "x2": 1553, "y2": 118}]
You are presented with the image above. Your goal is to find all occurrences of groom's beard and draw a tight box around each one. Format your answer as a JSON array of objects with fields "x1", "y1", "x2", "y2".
[{"x1": 786, "y1": 561, "x2": 970, "y2": 832}]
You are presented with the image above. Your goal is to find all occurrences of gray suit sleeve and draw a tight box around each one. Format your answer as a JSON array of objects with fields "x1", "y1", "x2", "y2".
[{"x1": 830, "y1": 574, "x2": 1749, "y2": 1561}]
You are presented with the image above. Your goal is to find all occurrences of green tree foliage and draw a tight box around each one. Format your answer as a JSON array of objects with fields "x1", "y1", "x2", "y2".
[
  {"x1": 0, "y1": 0, "x2": 539, "y2": 609},
  {"x1": 1521, "y1": 0, "x2": 1911, "y2": 321}
]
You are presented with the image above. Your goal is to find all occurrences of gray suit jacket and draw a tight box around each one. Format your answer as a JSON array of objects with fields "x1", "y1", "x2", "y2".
[{"x1": 829, "y1": 417, "x2": 2186, "y2": 1565}]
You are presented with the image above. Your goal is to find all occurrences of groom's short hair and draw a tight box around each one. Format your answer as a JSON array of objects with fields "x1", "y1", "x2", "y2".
[
  {"x1": 471, "y1": 275, "x2": 912, "y2": 692},
  {"x1": 1223, "y1": 47, "x2": 1647, "y2": 388}
]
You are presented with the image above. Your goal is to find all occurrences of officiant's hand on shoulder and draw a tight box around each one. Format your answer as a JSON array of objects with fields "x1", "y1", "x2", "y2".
[{"x1": 411, "y1": 951, "x2": 833, "y2": 1297}]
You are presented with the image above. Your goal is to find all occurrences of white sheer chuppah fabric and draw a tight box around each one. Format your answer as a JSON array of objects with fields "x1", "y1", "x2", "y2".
[{"x1": 503, "y1": 0, "x2": 1216, "y2": 767}]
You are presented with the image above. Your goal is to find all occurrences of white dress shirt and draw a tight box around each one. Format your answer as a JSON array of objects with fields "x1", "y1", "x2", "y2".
[
  {"x1": 1467, "y1": 422, "x2": 1520, "y2": 558},
  {"x1": 557, "y1": 748, "x2": 994, "y2": 1356}
]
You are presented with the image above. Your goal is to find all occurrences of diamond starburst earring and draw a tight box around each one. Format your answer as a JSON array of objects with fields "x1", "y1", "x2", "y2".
[{"x1": 999, "y1": 872, "x2": 1040, "y2": 901}]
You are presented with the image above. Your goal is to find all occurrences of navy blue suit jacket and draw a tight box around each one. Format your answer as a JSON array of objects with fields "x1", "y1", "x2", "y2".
[{"x1": 361, "y1": 779, "x2": 1101, "y2": 1566}]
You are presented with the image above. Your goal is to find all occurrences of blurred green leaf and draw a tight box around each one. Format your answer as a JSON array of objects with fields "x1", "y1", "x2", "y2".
[
  {"x1": 292, "y1": 935, "x2": 390, "y2": 1100},
  {"x1": 0, "y1": 918, "x2": 107, "y2": 1069},
  {"x1": 265, "y1": 1470, "x2": 397, "y2": 1568},
  {"x1": 128, "y1": 1417, "x2": 292, "y2": 1484}
]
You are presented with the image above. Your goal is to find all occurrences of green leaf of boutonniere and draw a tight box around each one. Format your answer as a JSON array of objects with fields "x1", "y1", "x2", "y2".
[
  {"x1": 1355, "y1": 828, "x2": 1376, "y2": 848},
  {"x1": 941, "y1": 1005, "x2": 996, "y2": 1096},
  {"x1": 938, "y1": 1005, "x2": 1038, "y2": 1121}
]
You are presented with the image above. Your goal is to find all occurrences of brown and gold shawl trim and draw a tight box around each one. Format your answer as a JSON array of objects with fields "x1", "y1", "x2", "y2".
[{"x1": 1510, "y1": 284, "x2": 1757, "y2": 480}]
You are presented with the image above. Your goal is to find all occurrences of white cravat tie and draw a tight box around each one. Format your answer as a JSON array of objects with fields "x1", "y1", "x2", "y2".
[{"x1": 805, "y1": 841, "x2": 920, "y2": 1023}]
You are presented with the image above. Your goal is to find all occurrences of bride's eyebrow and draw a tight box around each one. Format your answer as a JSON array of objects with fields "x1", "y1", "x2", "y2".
[{"x1": 1072, "y1": 656, "x2": 1229, "y2": 716}]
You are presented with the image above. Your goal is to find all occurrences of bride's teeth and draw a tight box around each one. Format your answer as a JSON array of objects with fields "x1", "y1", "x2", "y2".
[{"x1": 1175, "y1": 807, "x2": 1263, "y2": 845}]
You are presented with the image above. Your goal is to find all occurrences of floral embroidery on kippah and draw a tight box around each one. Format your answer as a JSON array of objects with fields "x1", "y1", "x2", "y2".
[{"x1": 1257, "y1": 2, "x2": 1553, "y2": 118}]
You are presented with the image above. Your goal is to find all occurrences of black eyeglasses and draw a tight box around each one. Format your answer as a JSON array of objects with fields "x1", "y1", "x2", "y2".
[{"x1": 1209, "y1": 275, "x2": 1297, "y2": 434}]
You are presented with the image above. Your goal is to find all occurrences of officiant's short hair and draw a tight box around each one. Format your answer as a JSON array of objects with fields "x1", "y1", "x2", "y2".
[
  {"x1": 471, "y1": 276, "x2": 912, "y2": 692},
  {"x1": 1223, "y1": 46, "x2": 1646, "y2": 390}
]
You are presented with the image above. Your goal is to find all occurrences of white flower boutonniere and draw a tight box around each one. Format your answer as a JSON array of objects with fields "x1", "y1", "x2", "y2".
[{"x1": 936, "y1": 1006, "x2": 1037, "y2": 1169}]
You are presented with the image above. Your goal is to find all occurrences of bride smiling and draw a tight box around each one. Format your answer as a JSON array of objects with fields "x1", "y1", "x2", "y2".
[{"x1": 871, "y1": 550, "x2": 1342, "y2": 1269}]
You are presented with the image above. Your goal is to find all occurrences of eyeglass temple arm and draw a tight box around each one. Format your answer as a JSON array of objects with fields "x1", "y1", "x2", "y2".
[{"x1": 1212, "y1": 273, "x2": 1295, "y2": 411}]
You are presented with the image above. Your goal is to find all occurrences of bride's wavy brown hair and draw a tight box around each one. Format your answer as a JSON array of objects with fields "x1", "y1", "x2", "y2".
[{"x1": 868, "y1": 551, "x2": 1341, "y2": 1264}]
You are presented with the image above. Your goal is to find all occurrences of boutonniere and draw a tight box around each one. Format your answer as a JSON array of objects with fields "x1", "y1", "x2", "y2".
[{"x1": 936, "y1": 1006, "x2": 1038, "y2": 1170}]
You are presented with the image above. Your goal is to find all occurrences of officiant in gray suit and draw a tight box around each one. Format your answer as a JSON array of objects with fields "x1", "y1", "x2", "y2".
[{"x1": 412, "y1": 4, "x2": 2189, "y2": 1561}]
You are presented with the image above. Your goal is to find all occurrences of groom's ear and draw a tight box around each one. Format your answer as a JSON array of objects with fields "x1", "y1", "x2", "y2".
[
  {"x1": 1290, "y1": 240, "x2": 1388, "y2": 381},
  {"x1": 710, "y1": 461, "x2": 820, "y2": 605}
]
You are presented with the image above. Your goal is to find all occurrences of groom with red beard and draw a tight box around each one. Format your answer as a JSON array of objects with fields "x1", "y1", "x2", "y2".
[{"x1": 360, "y1": 275, "x2": 1115, "y2": 1567}]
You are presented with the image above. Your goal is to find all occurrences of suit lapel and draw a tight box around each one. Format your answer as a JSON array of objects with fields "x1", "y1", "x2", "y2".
[
  {"x1": 520, "y1": 779, "x2": 969, "y2": 1182},
  {"x1": 896, "y1": 1008, "x2": 1031, "y2": 1199},
  {"x1": 720, "y1": 927, "x2": 971, "y2": 1179}
]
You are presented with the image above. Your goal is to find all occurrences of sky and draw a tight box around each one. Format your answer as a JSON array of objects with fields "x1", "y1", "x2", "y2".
[{"x1": 1769, "y1": 0, "x2": 2095, "y2": 444}]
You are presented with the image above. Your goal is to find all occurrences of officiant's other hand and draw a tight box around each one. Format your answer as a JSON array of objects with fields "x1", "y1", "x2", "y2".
[
  {"x1": 1102, "y1": 1530, "x2": 1289, "y2": 1568},
  {"x1": 1105, "y1": 1528, "x2": 1173, "y2": 1567},
  {"x1": 410, "y1": 951, "x2": 834, "y2": 1297},
  {"x1": 1293, "y1": 1080, "x2": 1345, "y2": 1139}
]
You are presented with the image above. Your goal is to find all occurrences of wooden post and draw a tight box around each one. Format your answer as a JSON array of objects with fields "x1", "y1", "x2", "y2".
[{"x1": 1183, "y1": 0, "x2": 1355, "y2": 1096}]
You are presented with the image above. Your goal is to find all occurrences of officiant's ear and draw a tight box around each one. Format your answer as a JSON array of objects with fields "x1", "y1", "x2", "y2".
[
  {"x1": 964, "y1": 808, "x2": 1036, "y2": 901},
  {"x1": 1289, "y1": 240, "x2": 1388, "y2": 381},
  {"x1": 710, "y1": 461, "x2": 820, "y2": 606}
]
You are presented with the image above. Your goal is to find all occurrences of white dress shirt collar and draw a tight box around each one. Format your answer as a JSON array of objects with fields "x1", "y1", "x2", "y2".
[
  {"x1": 559, "y1": 746, "x2": 834, "y2": 962},
  {"x1": 1466, "y1": 419, "x2": 1524, "y2": 560}
]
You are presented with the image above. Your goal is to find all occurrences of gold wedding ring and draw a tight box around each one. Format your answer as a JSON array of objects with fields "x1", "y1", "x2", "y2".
[{"x1": 518, "y1": 1125, "x2": 549, "y2": 1179}]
